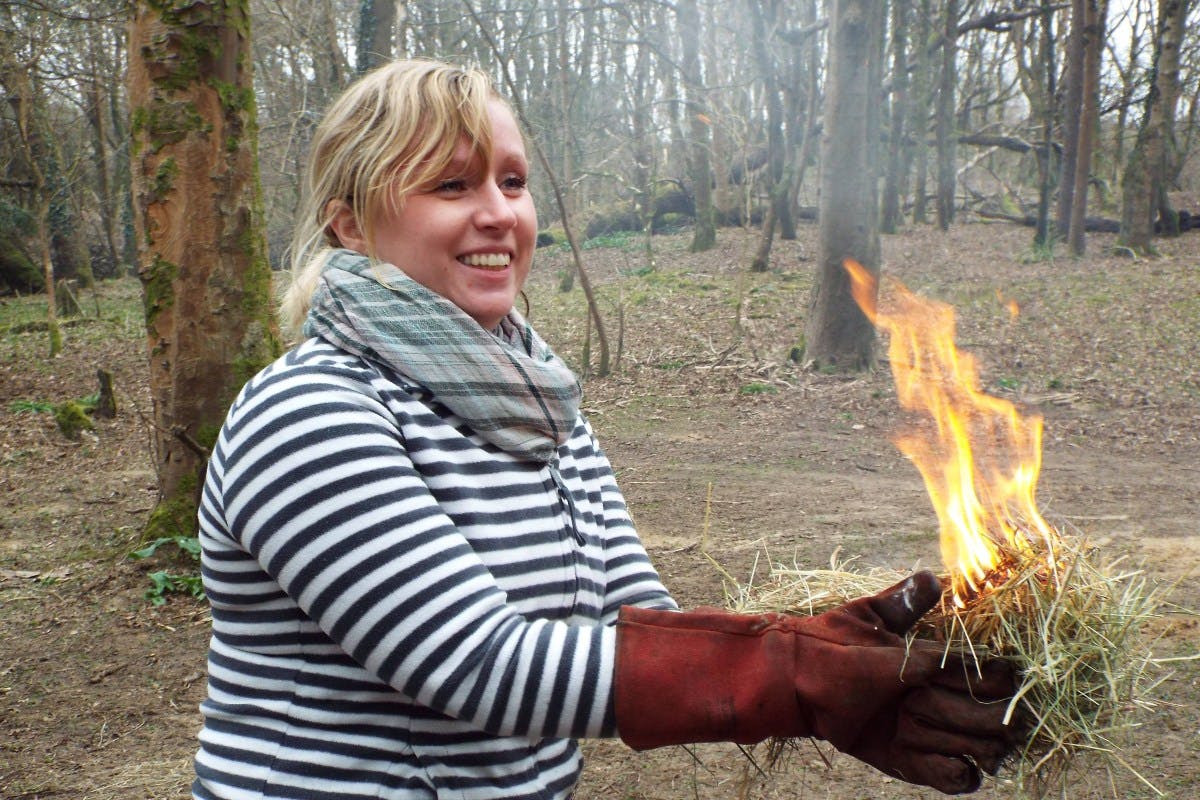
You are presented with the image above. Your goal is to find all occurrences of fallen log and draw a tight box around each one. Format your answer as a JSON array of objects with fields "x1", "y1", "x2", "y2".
[{"x1": 974, "y1": 208, "x2": 1198, "y2": 234}]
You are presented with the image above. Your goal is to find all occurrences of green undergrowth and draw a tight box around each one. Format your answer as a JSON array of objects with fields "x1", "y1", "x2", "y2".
[
  {"x1": 128, "y1": 535, "x2": 205, "y2": 606},
  {"x1": 0, "y1": 278, "x2": 145, "y2": 341}
]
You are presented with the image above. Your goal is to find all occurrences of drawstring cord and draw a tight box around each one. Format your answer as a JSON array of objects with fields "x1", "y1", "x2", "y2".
[{"x1": 548, "y1": 461, "x2": 585, "y2": 545}]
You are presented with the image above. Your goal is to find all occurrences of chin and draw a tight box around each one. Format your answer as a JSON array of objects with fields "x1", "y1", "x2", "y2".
[
  {"x1": 465, "y1": 309, "x2": 509, "y2": 330},
  {"x1": 462, "y1": 297, "x2": 518, "y2": 329}
]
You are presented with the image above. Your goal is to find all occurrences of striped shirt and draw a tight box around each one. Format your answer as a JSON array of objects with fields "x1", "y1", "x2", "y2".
[{"x1": 193, "y1": 338, "x2": 676, "y2": 800}]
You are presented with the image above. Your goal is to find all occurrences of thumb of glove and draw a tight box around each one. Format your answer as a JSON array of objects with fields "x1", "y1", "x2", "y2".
[{"x1": 865, "y1": 570, "x2": 944, "y2": 634}]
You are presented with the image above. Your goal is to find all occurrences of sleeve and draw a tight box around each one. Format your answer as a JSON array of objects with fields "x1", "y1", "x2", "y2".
[
  {"x1": 211, "y1": 361, "x2": 618, "y2": 740},
  {"x1": 574, "y1": 420, "x2": 679, "y2": 620}
]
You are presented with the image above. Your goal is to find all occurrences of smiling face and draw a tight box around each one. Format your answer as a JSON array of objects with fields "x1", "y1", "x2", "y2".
[{"x1": 329, "y1": 100, "x2": 536, "y2": 331}]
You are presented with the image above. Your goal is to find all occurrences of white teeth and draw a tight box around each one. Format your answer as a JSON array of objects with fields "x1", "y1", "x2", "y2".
[{"x1": 460, "y1": 253, "x2": 511, "y2": 268}]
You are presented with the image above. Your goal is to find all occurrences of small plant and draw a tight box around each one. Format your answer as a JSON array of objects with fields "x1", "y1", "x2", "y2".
[
  {"x1": 12, "y1": 394, "x2": 103, "y2": 440},
  {"x1": 129, "y1": 535, "x2": 205, "y2": 606},
  {"x1": 581, "y1": 230, "x2": 639, "y2": 251},
  {"x1": 995, "y1": 376, "x2": 1020, "y2": 390},
  {"x1": 131, "y1": 535, "x2": 201, "y2": 560},
  {"x1": 1019, "y1": 239, "x2": 1057, "y2": 263},
  {"x1": 739, "y1": 382, "x2": 776, "y2": 395},
  {"x1": 143, "y1": 570, "x2": 205, "y2": 606},
  {"x1": 9, "y1": 399, "x2": 55, "y2": 414}
]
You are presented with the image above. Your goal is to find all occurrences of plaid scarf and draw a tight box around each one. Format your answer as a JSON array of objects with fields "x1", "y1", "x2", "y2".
[{"x1": 304, "y1": 249, "x2": 581, "y2": 464}]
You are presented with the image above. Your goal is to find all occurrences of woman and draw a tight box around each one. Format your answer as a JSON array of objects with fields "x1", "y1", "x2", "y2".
[{"x1": 194, "y1": 59, "x2": 1019, "y2": 800}]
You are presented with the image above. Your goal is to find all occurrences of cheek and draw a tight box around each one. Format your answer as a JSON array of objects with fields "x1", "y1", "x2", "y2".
[{"x1": 518, "y1": 199, "x2": 537, "y2": 237}]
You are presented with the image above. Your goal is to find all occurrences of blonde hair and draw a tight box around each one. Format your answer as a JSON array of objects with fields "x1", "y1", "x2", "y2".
[{"x1": 279, "y1": 59, "x2": 501, "y2": 340}]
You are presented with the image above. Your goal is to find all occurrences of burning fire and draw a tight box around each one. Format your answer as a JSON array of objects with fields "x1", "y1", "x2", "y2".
[{"x1": 843, "y1": 259, "x2": 1056, "y2": 603}]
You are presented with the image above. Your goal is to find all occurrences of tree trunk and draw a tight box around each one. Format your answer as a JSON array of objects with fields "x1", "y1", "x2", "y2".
[
  {"x1": 910, "y1": 0, "x2": 933, "y2": 224},
  {"x1": 110, "y1": 26, "x2": 137, "y2": 274},
  {"x1": 748, "y1": 0, "x2": 791, "y2": 266},
  {"x1": 356, "y1": 0, "x2": 399, "y2": 73},
  {"x1": 1109, "y1": 13, "x2": 1144, "y2": 191},
  {"x1": 129, "y1": 0, "x2": 281, "y2": 540},
  {"x1": 36, "y1": 193, "x2": 61, "y2": 356},
  {"x1": 86, "y1": 67, "x2": 121, "y2": 277},
  {"x1": 1067, "y1": 0, "x2": 1106, "y2": 254},
  {"x1": 1153, "y1": 0, "x2": 1190, "y2": 236},
  {"x1": 0, "y1": 22, "x2": 61, "y2": 355},
  {"x1": 935, "y1": 0, "x2": 959, "y2": 231},
  {"x1": 679, "y1": 0, "x2": 716, "y2": 252},
  {"x1": 803, "y1": 0, "x2": 883, "y2": 372},
  {"x1": 704, "y1": 0, "x2": 735, "y2": 222},
  {"x1": 1056, "y1": 0, "x2": 1085, "y2": 236},
  {"x1": 787, "y1": 0, "x2": 822, "y2": 222},
  {"x1": 881, "y1": 0, "x2": 909, "y2": 234},
  {"x1": 1033, "y1": 0, "x2": 1058, "y2": 247},
  {"x1": 555, "y1": 0, "x2": 576, "y2": 223},
  {"x1": 314, "y1": 0, "x2": 350, "y2": 103},
  {"x1": 751, "y1": 203, "x2": 777, "y2": 273},
  {"x1": 1119, "y1": 0, "x2": 1191, "y2": 253},
  {"x1": 630, "y1": 4, "x2": 656, "y2": 271}
]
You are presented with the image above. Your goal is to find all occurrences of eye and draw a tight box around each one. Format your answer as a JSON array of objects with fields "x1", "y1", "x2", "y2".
[
  {"x1": 435, "y1": 178, "x2": 469, "y2": 194},
  {"x1": 500, "y1": 174, "x2": 527, "y2": 194}
]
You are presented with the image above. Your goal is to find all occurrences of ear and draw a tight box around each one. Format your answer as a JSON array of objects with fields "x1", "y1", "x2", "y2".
[{"x1": 325, "y1": 199, "x2": 368, "y2": 255}]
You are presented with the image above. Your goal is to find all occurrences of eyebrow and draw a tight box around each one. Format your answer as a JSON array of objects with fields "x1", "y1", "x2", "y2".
[{"x1": 492, "y1": 147, "x2": 528, "y2": 169}]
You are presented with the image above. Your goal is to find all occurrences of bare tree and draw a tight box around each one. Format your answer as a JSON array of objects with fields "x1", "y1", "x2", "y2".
[
  {"x1": 882, "y1": 0, "x2": 910, "y2": 233},
  {"x1": 626, "y1": 0, "x2": 655, "y2": 263},
  {"x1": 0, "y1": 9, "x2": 62, "y2": 354},
  {"x1": 129, "y1": 0, "x2": 280, "y2": 539},
  {"x1": 803, "y1": 0, "x2": 884, "y2": 371},
  {"x1": 1017, "y1": 0, "x2": 1060, "y2": 246},
  {"x1": 1105, "y1": 1, "x2": 1150, "y2": 191},
  {"x1": 1057, "y1": 0, "x2": 1086, "y2": 235},
  {"x1": 357, "y1": 0, "x2": 402, "y2": 73},
  {"x1": 1066, "y1": 0, "x2": 1107, "y2": 254},
  {"x1": 748, "y1": 0, "x2": 790, "y2": 271},
  {"x1": 935, "y1": 0, "x2": 959, "y2": 230},
  {"x1": 27, "y1": 0, "x2": 1178, "y2": 321},
  {"x1": 784, "y1": 0, "x2": 822, "y2": 229},
  {"x1": 910, "y1": 0, "x2": 935, "y2": 224},
  {"x1": 81, "y1": 18, "x2": 130, "y2": 278},
  {"x1": 1119, "y1": 0, "x2": 1193, "y2": 253},
  {"x1": 679, "y1": 0, "x2": 716, "y2": 252}
]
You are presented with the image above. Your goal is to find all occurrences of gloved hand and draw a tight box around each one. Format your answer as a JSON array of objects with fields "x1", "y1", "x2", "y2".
[{"x1": 615, "y1": 570, "x2": 1020, "y2": 795}]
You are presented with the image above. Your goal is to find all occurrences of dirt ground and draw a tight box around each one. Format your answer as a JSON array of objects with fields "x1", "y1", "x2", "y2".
[{"x1": 1, "y1": 223, "x2": 1196, "y2": 799}]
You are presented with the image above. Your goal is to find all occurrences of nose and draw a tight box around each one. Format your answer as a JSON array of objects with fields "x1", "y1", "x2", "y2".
[{"x1": 473, "y1": 181, "x2": 518, "y2": 231}]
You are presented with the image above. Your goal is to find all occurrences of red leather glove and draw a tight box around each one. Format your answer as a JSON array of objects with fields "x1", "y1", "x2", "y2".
[{"x1": 615, "y1": 570, "x2": 1019, "y2": 795}]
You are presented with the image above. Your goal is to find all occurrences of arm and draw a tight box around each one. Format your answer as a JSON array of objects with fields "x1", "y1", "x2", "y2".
[
  {"x1": 209, "y1": 358, "x2": 617, "y2": 740},
  {"x1": 615, "y1": 573, "x2": 1022, "y2": 795}
]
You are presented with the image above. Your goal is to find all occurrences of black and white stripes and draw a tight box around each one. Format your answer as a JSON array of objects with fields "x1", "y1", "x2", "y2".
[{"x1": 193, "y1": 339, "x2": 675, "y2": 800}]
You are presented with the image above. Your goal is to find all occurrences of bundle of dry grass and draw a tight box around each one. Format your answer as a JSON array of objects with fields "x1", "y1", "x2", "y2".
[{"x1": 726, "y1": 534, "x2": 1168, "y2": 797}]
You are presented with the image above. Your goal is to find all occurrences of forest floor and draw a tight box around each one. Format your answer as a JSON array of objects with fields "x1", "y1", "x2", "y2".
[{"x1": 0, "y1": 222, "x2": 1197, "y2": 800}]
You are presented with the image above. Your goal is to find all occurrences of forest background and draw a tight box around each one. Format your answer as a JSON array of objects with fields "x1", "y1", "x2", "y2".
[
  {"x1": 1, "y1": 0, "x2": 1199, "y2": 798},
  {"x1": 4, "y1": 0, "x2": 1199, "y2": 300}
]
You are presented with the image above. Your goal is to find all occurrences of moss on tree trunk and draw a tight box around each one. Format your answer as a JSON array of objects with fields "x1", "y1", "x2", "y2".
[{"x1": 129, "y1": 0, "x2": 280, "y2": 540}]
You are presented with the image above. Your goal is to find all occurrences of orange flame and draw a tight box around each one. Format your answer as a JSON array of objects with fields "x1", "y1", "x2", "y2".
[{"x1": 844, "y1": 260, "x2": 1055, "y2": 602}]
